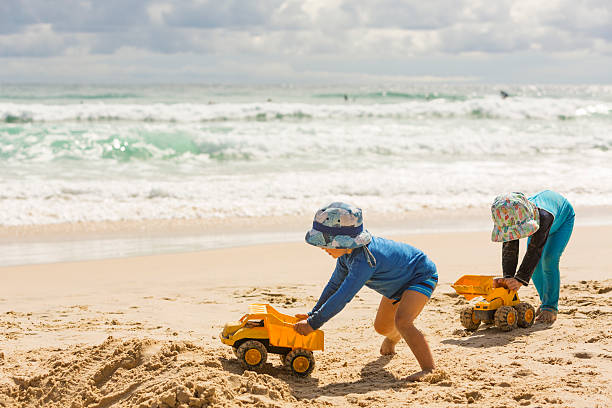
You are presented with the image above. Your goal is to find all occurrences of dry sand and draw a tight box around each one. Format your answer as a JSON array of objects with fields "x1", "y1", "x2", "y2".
[{"x1": 1, "y1": 225, "x2": 611, "y2": 407}]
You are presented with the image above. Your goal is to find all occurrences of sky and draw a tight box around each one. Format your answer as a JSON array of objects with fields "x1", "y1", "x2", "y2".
[{"x1": 1, "y1": 0, "x2": 611, "y2": 84}]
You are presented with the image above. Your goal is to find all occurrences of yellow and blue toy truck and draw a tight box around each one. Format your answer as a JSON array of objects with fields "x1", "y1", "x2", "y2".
[
  {"x1": 452, "y1": 275, "x2": 535, "y2": 332},
  {"x1": 220, "y1": 304, "x2": 324, "y2": 376}
]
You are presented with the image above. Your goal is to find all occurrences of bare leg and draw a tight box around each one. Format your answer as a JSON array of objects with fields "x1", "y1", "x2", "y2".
[
  {"x1": 373, "y1": 296, "x2": 401, "y2": 355},
  {"x1": 394, "y1": 290, "x2": 435, "y2": 381}
]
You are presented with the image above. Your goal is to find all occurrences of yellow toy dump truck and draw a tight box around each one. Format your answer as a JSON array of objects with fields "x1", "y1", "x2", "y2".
[
  {"x1": 452, "y1": 275, "x2": 535, "y2": 332},
  {"x1": 220, "y1": 304, "x2": 324, "y2": 376}
]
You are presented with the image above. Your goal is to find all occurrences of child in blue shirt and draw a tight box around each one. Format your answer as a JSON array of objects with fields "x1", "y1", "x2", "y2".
[{"x1": 294, "y1": 202, "x2": 438, "y2": 381}]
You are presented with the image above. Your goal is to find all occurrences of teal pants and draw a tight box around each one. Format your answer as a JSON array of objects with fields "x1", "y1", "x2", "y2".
[{"x1": 530, "y1": 214, "x2": 575, "y2": 312}]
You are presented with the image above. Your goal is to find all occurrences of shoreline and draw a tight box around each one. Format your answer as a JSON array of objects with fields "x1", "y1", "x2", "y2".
[
  {"x1": 1, "y1": 205, "x2": 611, "y2": 267},
  {"x1": 0, "y1": 208, "x2": 493, "y2": 242},
  {"x1": 1, "y1": 224, "x2": 609, "y2": 291}
]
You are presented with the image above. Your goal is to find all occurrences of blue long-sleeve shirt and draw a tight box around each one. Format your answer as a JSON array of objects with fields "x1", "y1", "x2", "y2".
[{"x1": 307, "y1": 236, "x2": 437, "y2": 330}]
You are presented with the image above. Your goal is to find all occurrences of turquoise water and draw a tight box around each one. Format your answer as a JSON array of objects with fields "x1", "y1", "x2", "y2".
[{"x1": 1, "y1": 84, "x2": 612, "y2": 226}]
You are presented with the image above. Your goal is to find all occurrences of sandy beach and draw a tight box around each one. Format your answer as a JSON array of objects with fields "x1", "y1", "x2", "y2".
[
  {"x1": 2, "y1": 3, "x2": 612, "y2": 407},
  {"x1": 1, "y1": 222, "x2": 611, "y2": 407}
]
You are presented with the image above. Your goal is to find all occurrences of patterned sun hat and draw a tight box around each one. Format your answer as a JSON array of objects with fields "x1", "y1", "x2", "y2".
[
  {"x1": 305, "y1": 202, "x2": 372, "y2": 249},
  {"x1": 491, "y1": 192, "x2": 540, "y2": 242}
]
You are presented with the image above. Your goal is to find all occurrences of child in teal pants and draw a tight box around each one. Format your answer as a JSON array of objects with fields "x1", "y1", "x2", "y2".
[{"x1": 491, "y1": 190, "x2": 575, "y2": 323}]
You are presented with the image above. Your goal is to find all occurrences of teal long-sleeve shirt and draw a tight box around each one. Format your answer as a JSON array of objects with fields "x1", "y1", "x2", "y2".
[{"x1": 307, "y1": 236, "x2": 436, "y2": 330}]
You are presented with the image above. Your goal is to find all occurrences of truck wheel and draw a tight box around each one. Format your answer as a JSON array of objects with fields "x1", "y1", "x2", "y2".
[
  {"x1": 460, "y1": 307, "x2": 481, "y2": 331},
  {"x1": 285, "y1": 349, "x2": 315, "y2": 377},
  {"x1": 494, "y1": 306, "x2": 518, "y2": 331},
  {"x1": 236, "y1": 340, "x2": 268, "y2": 369},
  {"x1": 514, "y1": 302, "x2": 535, "y2": 328}
]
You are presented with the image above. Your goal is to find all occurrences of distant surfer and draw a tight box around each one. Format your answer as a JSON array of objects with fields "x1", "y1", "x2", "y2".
[
  {"x1": 500, "y1": 90, "x2": 509, "y2": 99},
  {"x1": 344, "y1": 94, "x2": 348, "y2": 101}
]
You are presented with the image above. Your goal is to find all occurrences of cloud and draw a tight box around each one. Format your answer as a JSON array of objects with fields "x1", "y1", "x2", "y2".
[
  {"x1": 0, "y1": 0, "x2": 151, "y2": 34},
  {"x1": 0, "y1": 24, "x2": 77, "y2": 57},
  {"x1": 159, "y1": 0, "x2": 279, "y2": 29},
  {"x1": 0, "y1": 0, "x2": 611, "y2": 82}
]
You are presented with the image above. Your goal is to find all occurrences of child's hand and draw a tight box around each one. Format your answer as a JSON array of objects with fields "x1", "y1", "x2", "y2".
[
  {"x1": 294, "y1": 320, "x2": 314, "y2": 336},
  {"x1": 493, "y1": 277, "x2": 522, "y2": 292},
  {"x1": 294, "y1": 313, "x2": 309, "y2": 320}
]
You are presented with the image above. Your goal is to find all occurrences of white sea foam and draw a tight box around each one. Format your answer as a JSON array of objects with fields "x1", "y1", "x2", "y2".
[{"x1": 1, "y1": 159, "x2": 611, "y2": 226}]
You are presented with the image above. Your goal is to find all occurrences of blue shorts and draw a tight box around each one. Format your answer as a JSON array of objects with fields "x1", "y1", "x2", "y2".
[{"x1": 392, "y1": 269, "x2": 438, "y2": 304}]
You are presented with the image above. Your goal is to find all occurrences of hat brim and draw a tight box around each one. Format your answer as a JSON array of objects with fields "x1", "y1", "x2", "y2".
[
  {"x1": 305, "y1": 228, "x2": 372, "y2": 249},
  {"x1": 491, "y1": 219, "x2": 540, "y2": 242}
]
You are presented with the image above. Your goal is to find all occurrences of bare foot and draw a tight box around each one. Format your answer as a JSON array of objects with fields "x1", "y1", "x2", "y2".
[
  {"x1": 536, "y1": 306, "x2": 542, "y2": 317},
  {"x1": 406, "y1": 369, "x2": 434, "y2": 382},
  {"x1": 536, "y1": 310, "x2": 557, "y2": 324},
  {"x1": 380, "y1": 337, "x2": 399, "y2": 355}
]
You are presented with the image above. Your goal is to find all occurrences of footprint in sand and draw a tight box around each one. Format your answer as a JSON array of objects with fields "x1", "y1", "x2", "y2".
[
  {"x1": 513, "y1": 393, "x2": 533, "y2": 402},
  {"x1": 464, "y1": 391, "x2": 482, "y2": 404},
  {"x1": 538, "y1": 357, "x2": 572, "y2": 365},
  {"x1": 545, "y1": 397, "x2": 563, "y2": 404},
  {"x1": 573, "y1": 351, "x2": 593, "y2": 359},
  {"x1": 597, "y1": 286, "x2": 612, "y2": 294},
  {"x1": 513, "y1": 368, "x2": 533, "y2": 377}
]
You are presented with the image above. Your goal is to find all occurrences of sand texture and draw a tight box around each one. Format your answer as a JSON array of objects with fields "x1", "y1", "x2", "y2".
[{"x1": 1, "y1": 226, "x2": 611, "y2": 407}]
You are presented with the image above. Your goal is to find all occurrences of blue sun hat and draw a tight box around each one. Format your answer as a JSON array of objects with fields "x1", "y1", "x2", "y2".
[
  {"x1": 305, "y1": 202, "x2": 376, "y2": 265},
  {"x1": 491, "y1": 192, "x2": 540, "y2": 242},
  {"x1": 305, "y1": 202, "x2": 371, "y2": 249}
]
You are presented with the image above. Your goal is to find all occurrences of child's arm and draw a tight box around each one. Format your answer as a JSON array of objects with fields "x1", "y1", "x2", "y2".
[
  {"x1": 307, "y1": 253, "x2": 374, "y2": 330},
  {"x1": 514, "y1": 209, "x2": 553, "y2": 284},
  {"x1": 502, "y1": 240, "x2": 519, "y2": 278},
  {"x1": 500, "y1": 209, "x2": 554, "y2": 286},
  {"x1": 308, "y1": 258, "x2": 348, "y2": 317}
]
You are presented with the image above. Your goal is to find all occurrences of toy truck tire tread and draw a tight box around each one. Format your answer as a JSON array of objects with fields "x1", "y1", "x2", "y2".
[
  {"x1": 494, "y1": 306, "x2": 518, "y2": 331},
  {"x1": 460, "y1": 307, "x2": 481, "y2": 331},
  {"x1": 236, "y1": 340, "x2": 268, "y2": 369},
  {"x1": 284, "y1": 349, "x2": 315, "y2": 377},
  {"x1": 514, "y1": 302, "x2": 536, "y2": 328}
]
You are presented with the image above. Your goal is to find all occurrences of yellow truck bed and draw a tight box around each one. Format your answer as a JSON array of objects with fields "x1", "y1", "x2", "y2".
[
  {"x1": 221, "y1": 304, "x2": 324, "y2": 351},
  {"x1": 451, "y1": 274, "x2": 534, "y2": 332},
  {"x1": 451, "y1": 275, "x2": 496, "y2": 300},
  {"x1": 247, "y1": 304, "x2": 324, "y2": 351}
]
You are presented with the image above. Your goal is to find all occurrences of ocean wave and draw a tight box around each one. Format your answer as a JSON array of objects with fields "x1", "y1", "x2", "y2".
[
  {"x1": 1, "y1": 97, "x2": 611, "y2": 124},
  {"x1": 313, "y1": 91, "x2": 467, "y2": 101},
  {"x1": 3, "y1": 114, "x2": 33, "y2": 123},
  {"x1": 2, "y1": 84, "x2": 612, "y2": 228},
  {"x1": 0, "y1": 93, "x2": 141, "y2": 101},
  {"x1": 1, "y1": 117, "x2": 611, "y2": 164}
]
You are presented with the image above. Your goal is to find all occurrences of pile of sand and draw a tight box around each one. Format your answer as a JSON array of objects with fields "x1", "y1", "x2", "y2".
[{"x1": 0, "y1": 337, "x2": 298, "y2": 408}]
